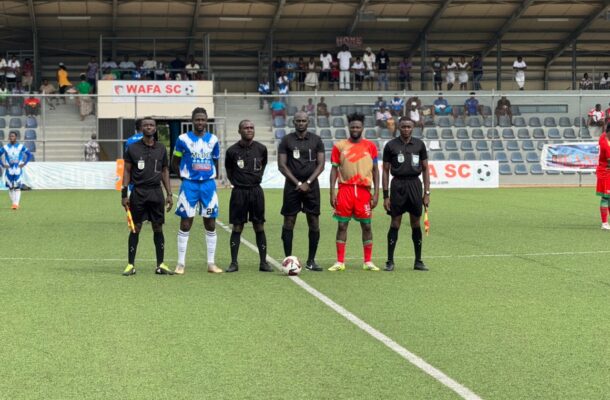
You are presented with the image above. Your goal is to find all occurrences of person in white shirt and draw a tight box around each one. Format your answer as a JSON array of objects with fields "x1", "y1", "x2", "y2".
[
  {"x1": 446, "y1": 57, "x2": 457, "y2": 91},
  {"x1": 513, "y1": 56, "x2": 527, "y2": 90},
  {"x1": 142, "y1": 56, "x2": 157, "y2": 79},
  {"x1": 600, "y1": 72, "x2": 609, "y2": 90},
  {"x1": 457, "y1": 56, "x2": 469, "y2": 91},
  {"x1": 118, "y1": 55, "x2": 137, "y2": 79},
  {"x1": 0, "y1": 57, "x2": 7, "y2": 83},
  {"x1": 336, "y1": 44, "x2": 352, "y2": 91},
  {"x1": 363, "y1": 47, "x2": 376, "y2": 90},
  {"x1": 6, "y1": 55, "x2": 20, "y2": 88},
  {"x1": 101, "y1": 57, "x2": 117, "y2": 70},
  {"x1": 351, "y1": 57, "x2": 365, "y2": 90},
  {"x1": 319, "y1": 50, "x2": 333, "y2": 90},
  {"x1": 185, "y1": 56, "x2": 200, "y2": 80}
]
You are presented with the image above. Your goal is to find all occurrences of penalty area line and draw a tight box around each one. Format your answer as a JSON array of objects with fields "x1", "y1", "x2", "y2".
[{"x1": 215, "y1": 219, "x2": 483, "y2": 400}]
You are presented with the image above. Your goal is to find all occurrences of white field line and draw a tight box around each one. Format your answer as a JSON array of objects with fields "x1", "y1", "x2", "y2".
[{"x1": 215, "y1": 219, "x2": 483, "y2": 400}]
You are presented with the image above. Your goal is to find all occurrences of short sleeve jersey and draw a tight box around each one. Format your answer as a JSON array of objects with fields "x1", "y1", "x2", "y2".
[
  {"x1": 0, "y1": 143, "x2": 31, "y2": 167},
  {"x1": 598, "y1": 133, "x2": 610, "y2": 173},
  {"x1": 278, "y1": 131, "x2": 325, "y2": 182},
  {"x1": 125, "y1": 133, "x2": 144, "y2": 152},
  {"x1": 173, "y1": 131, "x2": 220, "y2": 181},
  {"x1": 465, "y1": 98, "x2": 479, "y2": 115},
  {"x1": 383, "y1": 137, "x2": 428, "y2": 178},
  {"x1": 331, "y1": 139, "x2": 378, "y2": 187}
]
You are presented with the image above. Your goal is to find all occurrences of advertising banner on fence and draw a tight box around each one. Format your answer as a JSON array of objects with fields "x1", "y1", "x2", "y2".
[
  {"x1": 5, "y1": 162, "x2": 118, "y2": 190},
  {"x1": 540, "y1": 142, "x2": 598, "y2": 171}
]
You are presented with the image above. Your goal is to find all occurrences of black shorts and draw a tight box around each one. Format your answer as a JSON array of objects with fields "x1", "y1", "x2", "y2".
[
  {"x1": 59, "y1": 85, "x2": 69, "y2": 94},
  {"x1": 387, "y1": 177, "x2": 423, "y2": 217},
  {"x1": 281, "y1": 180, "x2": 321, "y2": 216},
  {"x1": 129, "y1": 186, "x2": 165, "y2": 224},
  {"x1": 229, "y1": 186, "x2": 265, "y2": 225},
  {"x1": 434, "y1": 73, "x2": 442, "y2": 82}
]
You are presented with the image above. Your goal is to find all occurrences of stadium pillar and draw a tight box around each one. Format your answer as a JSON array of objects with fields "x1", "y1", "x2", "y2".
[
  {"x1": 419, "y1": 32, "x2": 427, "y2": 91},
  {"x1": 571, "y1": 43, "x2": 577, "y2": 90},
  {"x1": 496, "y1": 39, "x2": 501, "y2": 90}
]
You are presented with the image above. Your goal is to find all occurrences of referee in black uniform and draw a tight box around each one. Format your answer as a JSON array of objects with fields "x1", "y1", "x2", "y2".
[
  {"x1": 382, "y1": 117, "x2": 430, "y2": 271},
  {"x1": 225, "y1": 120, "x2": 272, "y2": 273},
  {"x1": 121, "y1": 117, "x2": 174, "y2": 276},
  {"x1": 278, "y1": 111, "x2": 325, "y2": 271}
]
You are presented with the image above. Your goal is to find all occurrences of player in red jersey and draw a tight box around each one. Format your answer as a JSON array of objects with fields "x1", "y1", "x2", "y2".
[{"x1": 596, "y1": 127, "x2": 610, "y2": 230}]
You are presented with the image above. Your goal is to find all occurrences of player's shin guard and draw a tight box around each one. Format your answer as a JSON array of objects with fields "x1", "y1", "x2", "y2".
[
  {"x1": 281, "y1": 227, "x2": 293, "y2": 257},
  {"x1": 153, "y1": 231, "x2": 164, "y2": 266},
  {"x1": 177, "y1": 230, "x2": 190, "y2": 265},
  {"x1": 255, "y1": 230, "x2": 267, "y2": 263},
  {"x1": 128, "y1": 232, "x2": 139, "y2": 265},
  {"x1": 363, "y1": 240, "x2": 373, "y2": 263},
  {"x1": 412, "y1": 227, "x2": 422, "y2": 262},
  {"x1": 307, "y1": 229, "x2": 320, "y2": 262},
  {"x1": 387, "y1": 227, "x2": 399, "y2": 262},
  {"x1": 205, "y1": 230, "x2": 217, "y2": 265},
  {"x1": 230, "y1": 231, "x2": 241, "y2": 263}
]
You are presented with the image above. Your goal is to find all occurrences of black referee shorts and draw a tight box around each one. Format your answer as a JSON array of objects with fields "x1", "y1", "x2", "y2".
[
  {"x1": 229, "y1": 186, "x2": 265, "y2": 225},
  {"x1": 280, "y1": 180, "x2": 321, "y2": 216},
  {"x1": 388, "y1": 177, "x2": 423, "y2": 218},
  {"x1": 129, "y1": 186, "x2": 165, "y2": 224}
]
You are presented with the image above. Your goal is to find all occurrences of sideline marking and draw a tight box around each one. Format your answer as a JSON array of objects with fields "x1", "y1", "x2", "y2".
[{"x1": 215, "y1": 220, "x2": 483, "y2": 400}]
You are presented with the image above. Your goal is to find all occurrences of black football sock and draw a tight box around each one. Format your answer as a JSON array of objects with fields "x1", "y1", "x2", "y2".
[
  {"x1": 153, "y1": 231, "x2": 164, "y2": 266},
  {"x1": 412, "y1": 227, "x2": 422, "y2": 262},
  {"x1": 307, "y1": 229, "x2": 320, "y2": 262},
  {"x1": 230, "y1": 231, "x2": 241, "y2": 264},
  {"x1": 128, "y1": 232, "x2": 139, "y2": 265},
  {"x1": 281, "y1": 227, "x2": 293, "y2": 257},
  {"x1": 387, "y1": 227, "x2": 399, "y2": 262},
  {"x1": 256, "y1": 231, "x2": 267, "y2": 264}
]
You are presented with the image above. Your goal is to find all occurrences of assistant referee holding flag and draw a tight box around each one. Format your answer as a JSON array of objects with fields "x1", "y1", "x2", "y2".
[
  {"x1": 121, "y1": 117, "x2": 174, "y2": 276},
  {"x1": 277, "y1": 111, "x2": 325, "y2": 271},
  {"x1": 225, "y1": 120, "x2": 272, "y2": 272},
  {"x1": 382, "y1": 117, "x2": 430, "y2": 271}
]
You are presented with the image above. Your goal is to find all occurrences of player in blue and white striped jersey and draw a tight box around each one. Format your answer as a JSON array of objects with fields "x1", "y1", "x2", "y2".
[
  {"x1": 171, "y1": 107, "x2": 222, "y2": 274},
  {"x1": 0, "y1": 131, "x2": 32, "y2": 210}
]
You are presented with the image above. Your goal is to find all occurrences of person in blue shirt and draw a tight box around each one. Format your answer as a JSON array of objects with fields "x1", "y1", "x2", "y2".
[
  {"x1": 432, "y1": 93, "x2": 454, "y2": 117},
  {"x1": 390, "y1": 96, "x2": 405, "y2": 117},
  {"x1": 124, "y1": 119, "x2": 143, "y2": 153},
  {"x1": 172, "y1": 107, "x2": 222, "y2": 275},
  {"x1": 257, "y1": 75, "x2": 272, "y2": 110},
  {"x1": 0, "y1": 131, "x2": 32, "y2": 210},
  {"x1": 464, "y1": 92, "x2": 482, "y2": 117}
]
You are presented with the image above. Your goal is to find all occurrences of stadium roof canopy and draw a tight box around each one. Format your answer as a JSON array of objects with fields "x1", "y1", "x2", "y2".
[{"x1": 1, "y1": 0, "x2": 609, "y2": 63}]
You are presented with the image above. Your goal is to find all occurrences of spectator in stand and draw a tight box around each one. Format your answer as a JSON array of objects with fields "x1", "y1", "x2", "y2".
[
  {"x1": 170, "y1": 54, "x2": 186, "y2": 79},
  {"x1": 39, "y1": 79, "x2": 58, "y2": 110},
  {"x1": 406, "y1": 95, "x2": 422, "y2": 111},
  {"x1": 76, "y1": 74, "x2": 94, "y2": 121},
  {"x1": 337, "y1": 44, "x2": 352, "y2": 91},
  {"x1": 6, "y1": 54, "x2": 20, "y2": 89},
  {"x1": 142, "y1": 55, "x2": 157, "y2": 79},
  {"x1": 302, "y1": 98, "x2": 315, "y2": 116},
  {"x1": 0, "y1": 56, "x2": 6, "y2": 84},
  {"x1": 154, "y1": 61, "x2": 166, "y2": 81},
  {"x1": 257, "y1": 75, "x2": 272, "y2": 110},
  {"x1": 84, "y1": 133, "x2": 100, "y2": 162},
  {"x1": 588, "y1": 103, "x2": 605, "y2": 137},
  {"x1": 101, "y1": 56, "x2": 117, "y2": 71},
  {"x1": 457, "y1": 56, "x2": 469, "y2": 91},
  {"x1": 296, "y1": 57, "x2": 306, "y2": 91},
  {"x1": 85, "y1": 56, "x2": 98, "y2": 92},
  {"x1": 464, "y1": 92, "x2": 483, "y2": 117},
  {"x1": 513, "y1": 56, "x2": 527, "y2": 90},
  {"x1": 185, "y1": 56, "x2": 200, "y2": 81},
  {"x1": 23, "y1": 92, "x2": 40, "y2": 116},
  {"x1": 580, "y1": 73, "x2": 593, "y2": 90},
  {"x1": 363, "y1": 47, "x2": 376, "y2": 91},
  {"x1": 317, "y1": 97, "x2": 330, "y2": 118},
  {"x1": 376, "y1": 48, "x2": 390, "y2": 91},
  {"x1": 446, "y1": 57, "x2": 457, "y2": 91},
  {"x1": 431, "y1": 93, "x2": 454, "y2": 118},
  {"x1": 495, "y1": 95, "x2": 513, "y2": 124},
  {"x1": 600, "y1": 72, "x2": 609, "y2": 90},
  {"x1": 398, "y1": 56, "x2": 412, "y2": 91},
  {"x1": 329, "y1": 60, "x2": 340, "y2": 90},
  {"x1": 56, "y1": 63, "x2": 71, "y2": 105},
  {"x1": 21, "y1": 58, "x2": 34, "y2": 92},
  {"x1": 270, "y1": 97, "x2": 287, "y2": 119},
  {"x1": 0, "y1": 82, "x2": 9, "y2": 107},
  {"x1": 406, "y1": 98, "x2": 424, "y2": 128},
  {"x1": 285, "y1": 56, "x2": 297, "y2": 91},
  {"x1": 11, "y1": 83, "x2": 25, "y2": 107},
  {"x1": 431, "y1": 56, "x2": 444, "y2": 91},
  {"x1": 376, "y1": 106, "x2": 393, "y2": 129},
  {"x1": 604, "y1": 102, "x2": 610, "y2": 125},
  {"x1": 102, "y1": 68, "x2": 115, "y2": 80},
  {"x1": 118, "y1": 55, "x2": 136, "y2": 79},
  {"x1": 374, "y1": 96, "x2": 387, "y2": 111},
  {"x1": 319, "y1": 50, "x2": 333, "y2": 90},
  {"x1": 272, "y1": 56, "x2": 285, "y2": 82},
  {"x1": 304, "y1": 57, "x2": 318, "y2": 90},
  {"x1": 472, "y1": 55, "x2": 483, "y2": 90},
  {"x1": 390, "y1": 95, "x2": 405, "y2": 117},
  {"x1": 352, "y1": 56, "x2": 365, "y2": 90},
  {"x1": 277, "y1": 71, "x2": 290, "y2": 98}
]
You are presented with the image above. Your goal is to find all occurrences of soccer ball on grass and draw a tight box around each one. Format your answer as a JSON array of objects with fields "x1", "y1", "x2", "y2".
[{"x1": 280, "y1": 256, "x2": 302, "y2": 276}]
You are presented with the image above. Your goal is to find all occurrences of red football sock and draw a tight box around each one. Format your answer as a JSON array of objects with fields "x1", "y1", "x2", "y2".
[
  {"x1": 601, "y1": 207, "x2": 609, "y2": 223},
  {"x1": 363, "y1": 241, "x2": 373, "y2": 263},
  {"x1": 336, "y1": 241, "x2": 346, "y2": 263}
]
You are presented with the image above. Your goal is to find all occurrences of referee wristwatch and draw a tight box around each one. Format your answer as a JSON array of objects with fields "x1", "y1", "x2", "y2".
[
  {"x1": 425, "y1": 190, "x2": 431, "y2": 195},
  {"x1": 306, "y1": 179, "x2": 312, "y2": 185}
]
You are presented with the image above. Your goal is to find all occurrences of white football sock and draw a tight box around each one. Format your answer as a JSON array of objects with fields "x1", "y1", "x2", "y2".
[
  {"x1": 177, "y1": 230, "x2": 190, "y2": 266},
  {"x1": 14, "y1": 189, "x2": 21, "y2": 205},
  {"x1": 9, "y1": 190, "x2": 15, "y2": 204},
  {"x1": 205, "y1": 230, "x2": 217, "y2": 265}
]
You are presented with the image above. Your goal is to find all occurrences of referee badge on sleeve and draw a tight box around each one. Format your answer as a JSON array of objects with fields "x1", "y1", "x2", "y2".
[
  {"x1": 397, "y1": 153, "x2": 405, "y2": 163},
  {"x1": 293, "y1": 149, "x2": 300, "y2": 159},
  {"x1": 137, "y1": 160, "x2": 145, "y2": 170},
  {"x1": 237, "y1": 159, "x2": 245, "y2": 169}
]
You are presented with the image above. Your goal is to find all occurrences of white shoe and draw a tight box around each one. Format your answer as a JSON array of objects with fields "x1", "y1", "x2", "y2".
[
  {"x1": 602, "y1": 223, "x2": 610, "y2": 230},
  {"x1": 175, "y1": 264, "x2": 185, "y2": 275}
]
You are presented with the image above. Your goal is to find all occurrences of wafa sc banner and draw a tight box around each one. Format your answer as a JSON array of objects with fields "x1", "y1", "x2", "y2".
[{"x1": 540, "y1": 142, "x2": 598, "y2": 171}]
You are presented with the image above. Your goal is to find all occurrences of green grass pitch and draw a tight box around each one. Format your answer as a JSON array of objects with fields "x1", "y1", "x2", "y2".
[{"x1": 1, "y1": 187, "x2": 609, "y2": 399}]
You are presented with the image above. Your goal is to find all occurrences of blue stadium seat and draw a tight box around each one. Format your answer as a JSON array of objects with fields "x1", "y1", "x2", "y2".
[
  {"x1": 546, "y1": 169, "x2": 560, "y2": 175},
  {"x1": 506, "y1": 140, "x2": 519, "y2": 151},
  {"x1": 24, "y1": 129, "x2": 37, "y2": 140},
  {"x1": 558, "y1": 117, "x2": 571, "y2": 127},
  {"x1": 502, "y1": 128, "x2": 515, "y2": 139},
  {"x1": 454, "y1": 117, "x2": 465, "y2": 127},
  {"x1": 444, "y1": 140, "x2": 458, "y2": 151},
  {"x1": 0, "y1": 118, "x2": 5, "y2": 129},
  {"x1": 543, "y1": 117, "x2": 556, "y2": 127},
  {"x1": 499, "y1": 164, "x2": 512, "y2": 175},
  {"x1": 0, "y1": 130, "x2": 4, "y2": 140},
  {"x1": 437, "y1": 117, "x2": 451, "y2": 127},
  {"x1": 532, "y1": 128, "x2": 546, "y2": 139},
  {"x1": 364, "y1": 129, "x2": 378, "y2": 139},
  {"x1": 513, "y1": 117, "x2": 526, "y2": 127},
  {"x1": 319, "y1": 129, "x2": 332, "y2": 139},
  {"x1": 455, "y1": 128, "x2": 469, "y2": 139},
  {"x1": 463, "y1": 152, "x2": 476, "y2": 161},
  {"x1": 287, "y1": 106, "x2": 298, "y2": 115},
  {"x1": 274, "y1": 129, "x2": 286, "y2": 139},
  {"x1": 530, "y1": 164, "x2": 544, "y2": 175},
  {"x1": 525, "y1": 151, "x2": 539, "y2": 163},
  {"x1": 460, "y1": 140, "x2": 473, "y2": 151},
  {"x1": 467, "y1": 117, "x2": 481, "y2": 127},
  {"x1": 492, "y1": 140, "x2": 504, "y2": 151},
  {"x1": 25, "y1": 116, "x2": 37, "y2": 128},
  {"x1": 330, "y1": 106, "x2": 341, "y2": 116},
  {"x1": 563, "y1": 128, "x2": 576, "y2": 139},
  {"x1": 9, "y1": 118, "x2": 22, "y2": 129},
  {"x1": 536, "y1": 140, "x2": 547, "y2": 151},
  {"x1": 498, "y1": 116, "x2": 511, "y2": 127},
  {"x1": 425, "y1": 128, "x2": 439, "y2": 139},
  {"x1": 482, "y1": 106, "x2": 492, "y2": 116},
  {"x1": 479, "y1": 152, "x2": 492, "y2": 161},
  {"x1": 483, "y1": 116, "x2": 494, "y2": 127},
  {"x1": 517, "y1": 128, "x2": 530, "y2": 139},
  {"x1": 25, "y1": 141, "x2": 36, "y2": 153},
  {"x1": 514, "y1": 164, "x2": 528, "y2": 175},
  {"x1": 547, "y1": 128, "x2": 561, "y2": 139},
  {"x1": 363, "y1": 117, "x2": 375, "y2": 128},
  {"x1": 413, "y1": 127, "x2": 423, "y2": 139},
  {"x1": 432, "y1": 152, "x2": 445, "y2": 160},
  {"x1": 580, "y1": 127, "x2": 591, "y2": 139},
  {"x1": 512, "y1": 105, "x2": 521, "y2": 116},
  {"x1": 487, "y1": 128, "x2": 500, "y2": 139},
  {"x1": 308, "y1": 117, "x2": 316, "y2": 128},
  {"x1": 475, "y1": 140, "x2": 489, "y2": 151},
  {"x1": 528, "y1": 117, "x2": 541, "y2": 127},
  {"x1": 447, "y1": 152, "x2": 461, "y2": 161},
  {"x1": 334, "y1": 128, "x2": 347, "y2": 139},
  {"x1": 0, "y1": 106, "x2": 6, "y2": 116},
  {"x1": 510, "y1": 151, "x2": 524, "y2": 163},
  {"x1": 317, "y1": 116, "x2": 330, "y2": 128},
  {"x1": 379, "y1": 129, "x2": 393, "y2": 139},
  {"x1": 471, "y1": 128, "x2": 484, "y2": 139},
  {"x1": 494, "y1": 151, "x2": 508, "y2": 163},
  {"x1": 522, "y1": 140, "x2": 535, "y2": 151},
  {"x1": 441, "y1": 128, "x2": 454, "y2": 139},
  {"x1": 573, "y1": 117, "x2": 586, "y2": 127},
  {"x1": 424, "y1": 116, "x2": 435, "y2": 127},
  {"x1": 332, "y1": 117, "x2": 345, "y2": 128},
  {"x1": 9, "y1": 105, "x2": 23, "y2": 116}
]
